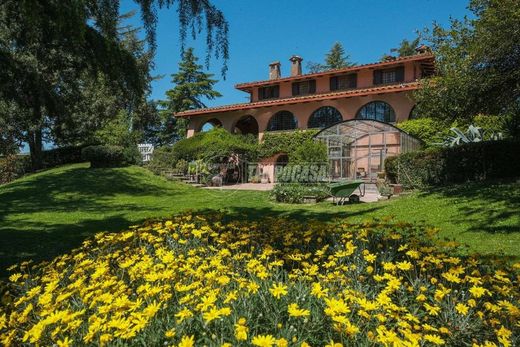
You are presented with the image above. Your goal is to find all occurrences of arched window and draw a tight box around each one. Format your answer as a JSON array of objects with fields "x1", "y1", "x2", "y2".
[
  {"x1": 266, "y1": 111, "x2": 298, "y2": 131},
  {"x1": 200, "y1": 118, "x2": 222, "y2": 132},
  {"x1": 308, "y1": 106, "x2": 343, "y2": 129},
  {"x1": 356, "y1": 101, "x2": 396, "y2": 123},
  {"x1": 408, "y1": 106, "x2": 420, "y2": 120},
  {"x1": 233, "y1": 115, "x2": 259, "y2": 136}
]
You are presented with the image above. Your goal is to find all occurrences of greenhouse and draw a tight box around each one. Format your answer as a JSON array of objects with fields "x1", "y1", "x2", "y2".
[{"x1": 314, "y1": 119, "x2": 422, "y2": 181}]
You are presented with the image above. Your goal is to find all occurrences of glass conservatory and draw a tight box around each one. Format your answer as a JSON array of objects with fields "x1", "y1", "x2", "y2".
[{"x1": 314, "y1": 119, "x2": 422, "y2": 181}]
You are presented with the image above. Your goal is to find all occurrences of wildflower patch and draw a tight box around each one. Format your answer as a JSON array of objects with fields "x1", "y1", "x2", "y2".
[{"x1": 0, "y1": 214, "x2": 519, "y2": 346}]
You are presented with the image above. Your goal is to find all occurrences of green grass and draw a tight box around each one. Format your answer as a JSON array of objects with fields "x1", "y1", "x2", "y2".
[{"x1": 1, "y1": 163, "x2": 519, "y2": 275}]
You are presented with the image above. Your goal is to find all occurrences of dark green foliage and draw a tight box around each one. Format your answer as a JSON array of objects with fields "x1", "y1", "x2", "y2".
[
  {"x1": 415, "y1": 0, "x2": 520, "y2": 125},
  {"x1": 0, "y1": 0, "x2": 228, "y2": 169},
  {"x1": 396, "y1": 118, "x2": 449, "y2": 146},
  {"x1": 0, "y1": 155, "x2": 31, "y2": 184},
  {"x1": 270, "y1": 183, "x2": 330, "y2": 204},
  {"x1": 157, "y1": 48, "x2": 222, "y2": 145},
  {"x1": 258, "y1": 130, "x2": 318, "y2": 159},
  {"x1": 382, "y1": 35, "x2": 421, "y2": 61},
  {"x1": 82, "y1": 145, "x2": 141, "y2": 168},
  {"x1": 385, "y1": 140, "x2": 520, "y2": 189},
  {"x1": 306, "y1": 42, "x2": 356, "y2": 73},
  {"x1": 290, "y1": 140, "x2": 328, "y2": 164},
  {"x1": 147, "y1": 146, "x2": 177, "y2": 174},
  {"x1": 172, "y1": 128, "x2": 258, "y2": 162}
]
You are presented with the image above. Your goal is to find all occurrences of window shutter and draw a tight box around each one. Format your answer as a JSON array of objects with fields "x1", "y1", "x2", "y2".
[
  {"x1": 373, "y1": 70, "x2": 382, "y2": 85},
  {"x1": 292, "y1": 83, "x2": 299, "y2": 96},
  {"x1": 348, "y1": 74, "x2": 357, "y2": 88},
  {"x1": 273, "y1": 85, "x2": 279, "y2": 98},
  {"x1": 258, "y1": 87, "x2": 264, "y2": 100},
  {"x1": 309, "y1": 80, "x2": 316, "y2": 93},
  {"x1": 330, "y1": 76, "x2": 338, "y2": 91},
  {"x1": 395, "y1": 66, "x2": 405, "y2": 82}
]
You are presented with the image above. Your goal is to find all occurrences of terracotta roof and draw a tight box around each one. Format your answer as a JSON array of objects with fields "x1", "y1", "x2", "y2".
[
  {"x1": 234, "y1": 53, "x2": 435, "y2": 91},
  {"x1": 176, "y1": 81, "x2": 421, "y2": 117}
]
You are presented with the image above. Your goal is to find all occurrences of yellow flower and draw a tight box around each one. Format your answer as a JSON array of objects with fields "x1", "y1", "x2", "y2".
[
  {"x1": 288, "y1": 303, "x2": 310, "y2": 317},
  {"x1": 175, "y1": 308, "x2": 193, "y2": 323},
  {"x1": 234, "y1": 318, "x2": 248, "y2": 341},
  {"x1": 455, "y1": 303, "x2": 469, "y2": 315},
  {"x1": 277, "y1": 337, "x2": 289, "y2": 347},
  {"x1": 178, "y1": 335, "x2": 195, "y2": 347},
  {"x1": 252, "y1": 334, "x2": 277, "y2": 347},
  {"x1": 269, "y1": 283, "x2": 288, "y2": 299},
  {"x1": 165, "y1": 328, "x2": 176, "y2": 338},
  {"x1": 396, "y1": 261, "x2": 413, "y2": 271},
  {"x1": 469, "y1": 286, "x2": 488, "y2": 298},
  {"x1": 424, "y1": 334, "x2": 445, "y2": 345},
  {"x1": 424, "y1": 303, "x2": 441, "y2": 316},
  {"x1": 57, "y1": 336, "x2": 73, "y2": 347},
  {"x1": 325, "y1": 340, "x2": 343, "y2": 347},
  {"x1": 9, "y1": 273, "x2": 22, "y2": 282},
  {"x1": 311, "y1": 282, "x2": 328, "y2": 298},
  {"x1": 301, "y1": 343, "x2": 311, "y2": 347}
]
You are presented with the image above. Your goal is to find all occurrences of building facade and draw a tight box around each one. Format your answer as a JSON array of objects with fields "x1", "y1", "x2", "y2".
[{"x1": 176, "y1": 48, "x2": 434, "y2": 141}]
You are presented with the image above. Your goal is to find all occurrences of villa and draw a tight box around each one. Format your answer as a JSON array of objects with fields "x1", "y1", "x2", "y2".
[{"x1": 176, "y1": 46, "x2": 434, "y2": 181}]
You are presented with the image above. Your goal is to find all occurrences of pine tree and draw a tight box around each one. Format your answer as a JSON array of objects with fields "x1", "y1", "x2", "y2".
[
  {"x1": 158, "y1": 48, "x2": 222, "y2": 144},
  {"x1": 306, "y1": 42, "x2": 355, "y2": 73},
  {"x1": 325, "y1": 42, "x2": 355, "y2": 69}
]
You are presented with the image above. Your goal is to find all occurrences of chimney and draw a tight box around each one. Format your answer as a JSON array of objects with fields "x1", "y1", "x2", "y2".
[
  {"x1": 415, "y1": 44, "x2": 431, "y2": 54},
  {"x1": 269, "y1": 61, "x2": 281, "y2": 80},
  {"x1": 289, "y1": 55, "x2": 303, "y2": 76}
]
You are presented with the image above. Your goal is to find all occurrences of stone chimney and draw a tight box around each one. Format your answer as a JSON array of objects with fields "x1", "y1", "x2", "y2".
[
  {"x1": 415, "y1": 44, "x2": 431, "y2": 54},
  {"x1": 269, "y1": 61, "x2": 281, "y2": 80},
  {"x1": 289, "y1": 55, "x2": 303, "y2": 76}
]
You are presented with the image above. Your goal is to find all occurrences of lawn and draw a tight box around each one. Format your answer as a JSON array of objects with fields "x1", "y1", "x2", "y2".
[{"x1": 0, "y1": 163, "x2": 519, "y2": 275}]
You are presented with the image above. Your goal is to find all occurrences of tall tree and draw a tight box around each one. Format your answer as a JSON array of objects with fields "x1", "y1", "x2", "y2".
[
  {"x1": 306, "y1": 42, "x2": 355, "y2": 73},
  {"x1": 0, "y1": 0, "x2": 229, "y2": 170},
  {"x1": 414, "y1": 0, "x2": 520, "y2": 137},
  {"x1": 158, "y1": 48, "x2": 222, "y2": 144}
]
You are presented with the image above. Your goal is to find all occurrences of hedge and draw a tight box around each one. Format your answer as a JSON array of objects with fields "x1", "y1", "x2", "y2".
[
  {"x1": 258, "y1": 130, "x2": 318, "y2": 159},
  {"x1": 385, "y1": 139, "x2": 520, "y2": 189},
  {"x1": 1, "y1": 146, "x2": 86, "y2": 184},
  {"x1": 81, "y1": 145, "x2": 141, "y2": 168}
]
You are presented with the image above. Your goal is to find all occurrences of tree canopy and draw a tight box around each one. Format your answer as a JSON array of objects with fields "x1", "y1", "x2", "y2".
[
  {"x1": 414, "y1": 0, "x2": 520, "y2": 137},
  {"x1": 0, "y1": 0, "x2": 229, "y2": 169},
  {"x1": 306, "y1": 42, "x2": 355, "y2": 73}
]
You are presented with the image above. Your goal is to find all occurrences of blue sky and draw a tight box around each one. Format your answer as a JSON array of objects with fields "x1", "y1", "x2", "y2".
[{"x1": 121, "y1": 0, "x2": 471, "y2": 107}]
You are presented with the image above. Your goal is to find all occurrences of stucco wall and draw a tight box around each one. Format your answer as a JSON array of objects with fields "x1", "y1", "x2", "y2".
[{"x1": 186, "y1": 90, "x2": 415, "y2": 140}]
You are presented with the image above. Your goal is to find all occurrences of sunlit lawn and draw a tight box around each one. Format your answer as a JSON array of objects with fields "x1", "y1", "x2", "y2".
[{"x1": 1, "y1": 163, "x2": 519, "y2": 275}]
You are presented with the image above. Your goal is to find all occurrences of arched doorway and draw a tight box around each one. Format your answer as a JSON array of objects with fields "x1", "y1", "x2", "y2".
[
  {"x1": 233, "y1": 115, "x2": 259, "y2": 136},
  {"x1": 200, "y1": 118, "x2": 222, "y2": 132}
]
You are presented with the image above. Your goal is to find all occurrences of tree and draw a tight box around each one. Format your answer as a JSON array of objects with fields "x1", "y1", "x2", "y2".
[
  {"x1": 0, "y1": 0, "x2": 229, "y2": 170},
  {"x1": 306, "y1": 42, "x2": 355, "y2": 73},
  {"x1": 158, "y1": 48, "x2": 222, "y2": 145},
  {"x1": 381, "y1": 35, "x2": 421, "y2": 61},
  {"x1": 414, "y1": 0, "x2": 520, "y2": 137}
]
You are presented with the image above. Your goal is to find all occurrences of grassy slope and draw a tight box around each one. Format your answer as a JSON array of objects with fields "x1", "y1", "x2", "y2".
[{"x1": 1, "y1": 163, "x2": 519, "y2": 274}]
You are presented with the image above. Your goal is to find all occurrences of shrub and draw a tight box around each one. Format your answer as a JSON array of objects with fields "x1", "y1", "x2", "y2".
[
  {"x1": 1, "y1": 213, "x2": 519, "y2": 346},
  {"x1": 270, "y1": 182, "x2": 330, "y2": 203},
  {"x1": 0, "y1": 154, "x2": 31, "y2": 184},
  {"x1": 147, "y1": 147, "x2": 177, "y2": 174},
  {"x1": 258, "y1": 130, "x2": 318, "y2": 159},
  {"x1": 81, "y1": 145, "x2": 140, "y2": 168},
  {"x1": 396, "y1": 118, "x2": 448, "y2": 146},
  {"x1": 41, "y1": 145, "x2": 86, "y2": 168},
  {"x1": 385, "y1": 139, "x2": 520, "y2": 189},
  {"x1": 172, "y1": 128, "x2": 258, "y2": 162},
  {"x1": 290, "y1": 139, "x2": 327, "y2": 164}
]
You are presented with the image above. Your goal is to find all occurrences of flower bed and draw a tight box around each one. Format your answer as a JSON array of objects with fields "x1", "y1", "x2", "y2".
[{"x1": 1, "y1": 214, "x2": 519, "y2": 346}]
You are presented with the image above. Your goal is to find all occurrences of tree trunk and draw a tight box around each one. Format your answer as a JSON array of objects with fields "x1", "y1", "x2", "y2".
[{"x1": 28, "y1": 129, "x2": 43, "y2": 171}]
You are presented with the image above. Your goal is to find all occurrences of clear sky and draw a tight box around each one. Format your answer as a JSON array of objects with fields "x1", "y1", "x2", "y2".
[{"x1": 121, "y1": 0, "x2": 471, "y2": 107}]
